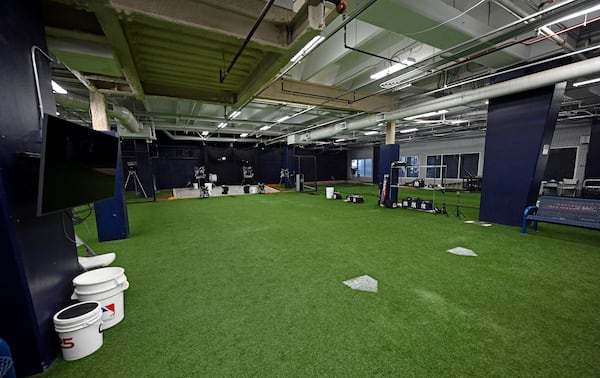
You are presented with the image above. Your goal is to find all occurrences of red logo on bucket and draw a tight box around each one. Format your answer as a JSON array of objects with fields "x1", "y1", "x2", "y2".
[{"x1": 102, "y1": 303, "x2": 115, "y2": 317}]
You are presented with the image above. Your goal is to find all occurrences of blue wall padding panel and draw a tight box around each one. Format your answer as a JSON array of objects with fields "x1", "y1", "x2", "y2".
[
  {"x1": 378, "y1": 144, "x2": 400, "y2": 204},
  {"x1": 585, "y1": 119, "x2": 600, "y2": 178},
  {"x1": 95, "y1": 146, "x2": 129, "y2": 241},
  {"x1": 480, "y1": 83, "x2": 565, "y2": 226},
  {"x1": 378, "y1": 144, "x2": 399, "y2": 184},
  {"x1": 0, "y1": 1, "x2": 81, "y2": 375}
]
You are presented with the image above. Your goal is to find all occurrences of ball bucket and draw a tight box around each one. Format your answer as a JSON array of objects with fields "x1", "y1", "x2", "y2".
[
  {"x1": 72, "y1": 267, "x2": 129, "y2": 329},
  {"x1": 326, "y1": 187, "x2": 335, "y2": 199},
  {"x1": 53, "y1": 301, "x2": 103, "y2": 361}
]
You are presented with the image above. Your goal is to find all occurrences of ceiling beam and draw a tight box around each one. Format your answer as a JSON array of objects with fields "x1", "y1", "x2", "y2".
[
  {"x1": 90, "y1": 1, "x2": 144, "y2": 97},
  {"x1": 109, "y1": 0, "x2": 289, "y2": 50}
]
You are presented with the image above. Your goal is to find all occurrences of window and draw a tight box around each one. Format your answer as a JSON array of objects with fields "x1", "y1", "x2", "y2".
[
  {"x1": 351, "y1": 158, "x2": 373, "y2": 178},
  {"x1": 443, "y1": 154, "x2": 459, "y2": 178},
  {"x1": 460, "y1": 153, "x2": 479, "y2": 178},
  {"x1": 399, "y1": 156, "x2": 419, "y2": 177},
  {"x1": 426, "y1": 155, "x2": 441, "y2": 178}
]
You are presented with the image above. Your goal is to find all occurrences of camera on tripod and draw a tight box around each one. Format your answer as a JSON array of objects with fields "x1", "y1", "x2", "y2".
[{"x1": 127, "y1": 161, "x2": 137, "y2": 172}]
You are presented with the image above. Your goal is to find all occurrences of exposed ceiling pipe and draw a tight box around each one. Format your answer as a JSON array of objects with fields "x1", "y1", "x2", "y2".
[
  {"x1": 55, "y1": 93, "x2": 142, "y2": 133},
  {"x1": 219, "y1": 0, "x2": 276, "y2": 83},
  {"x1": 162, "y1": 130, "x2": 259, "y2": 144},
  {"x1": 493, "y1": 0, "x2": 567, "y2": 47},
  {"x1": 290, "y1": 55, "x2": 600, "y2": 142}
]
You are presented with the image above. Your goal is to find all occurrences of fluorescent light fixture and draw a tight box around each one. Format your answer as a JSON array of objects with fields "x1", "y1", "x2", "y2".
[
  {"x1": 239, "y1": 133, "x2": 249, "y2": 138},
  {"x1": 573, "y1": 77, "x2": 600, "y2": 87},
  {"x1": 400, "y1": 128, "x2": 419, "y2": 133},
  {"x1": 401, "y1": 57, "x2": 416, "y2": 66},
  {"x1": 391, "y1": 83, "x2": 412, "y2": 92},
  {"x1": 364, "y1": 130, "x2": 379, "y2": 135},
  {"x1": 51, "y1": 80, "x2": 67, "y2": 94},
  {"x1": 201, "y1": 131, "x2": 209, "y2": 136},
  {"x1": 230, "y1": 110, "x2": 241, "y2": 119},
  {"x1": 544, "y1": 3, "x2": 600, "y2": 28},
  {"x1": 290, "y1": 35, "x2": 325, "y2": 63},
  {"x1": 370, "y1": 63, "x2": 404, "y2": 80},
  {"x1": 404, "y1": 109, "x2": 448, "y2": 120},
  {"x1": 446, "y1": 119, "x2": 469, "y2": 125},
  {"x1": 277, "y1": 115, "x2": 291, "y2": 123},
  {"x1": 371, "y1": 57, "x2": 416, "y2": 81},
  {"x1": 259, "y1": 125, "x2": 271, "y2": 131},
  {"x1": 217, "y1": 122, "x2": 228, "y2": 128}
]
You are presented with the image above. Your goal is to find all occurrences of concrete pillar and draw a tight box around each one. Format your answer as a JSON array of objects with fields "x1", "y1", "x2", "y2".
[
  {"x1": 89, "y1": 90, "x2": 110, "y2": 131},
  {"x1": 385, "y1": 120, "x2": 395, "y2": 144}
]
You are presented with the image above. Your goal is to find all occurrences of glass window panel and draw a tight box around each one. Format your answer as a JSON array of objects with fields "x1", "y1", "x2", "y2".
[
  {"x1": 426, "y1": 155, "x2": 441, "y2": 178},
  {"x1": 364, "y1": 159, "x2": 372, "y2": 177},
  {"x1": 443, "y1": 154, "x2": 459, "y2": 178}
]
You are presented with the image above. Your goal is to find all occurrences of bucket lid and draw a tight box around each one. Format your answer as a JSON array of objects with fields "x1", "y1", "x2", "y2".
[
  {"x1": 73, "y1": 281, "x2": 129, "y2": 301},
  {"x1": 54, "y1": 301, "x2": 102, "y2": 329},
  {"x1": 56, "y1": 302, "x2": 99, "y2": 320},
  {"x1": 73, "y1": 267, "x2": 125, "y2": 287}
]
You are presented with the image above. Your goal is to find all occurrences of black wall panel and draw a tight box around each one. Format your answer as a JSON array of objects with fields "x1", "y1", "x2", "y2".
[{"x1": 257, "y1": 148, "x2": 283, "y2": 184}]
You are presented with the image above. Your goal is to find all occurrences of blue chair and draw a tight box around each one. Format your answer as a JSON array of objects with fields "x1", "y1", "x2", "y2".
[{"x1": 0, "y1": 338, "x2": 16, "y2": 378}]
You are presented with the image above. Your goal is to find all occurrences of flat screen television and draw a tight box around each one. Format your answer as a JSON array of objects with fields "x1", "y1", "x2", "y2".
[{"x1": 37, "y1": 114, "x2": 119, "y2": 216}]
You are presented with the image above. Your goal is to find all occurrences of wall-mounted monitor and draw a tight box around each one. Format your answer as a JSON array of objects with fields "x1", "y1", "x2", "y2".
[{"x1": 37, "y1": 114, "x2": 119, "y2": 216}]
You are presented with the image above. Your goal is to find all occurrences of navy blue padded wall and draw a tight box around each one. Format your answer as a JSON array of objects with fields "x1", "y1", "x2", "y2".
[
  {"x1": 378, "y1": 144, "x2": 400, "y2": 204},
  {"x1": 378, "y1": 144, "x2": 399, "y2": 184},
  {"x1": 480, "y1": 83, "x2": 565, "y2": 226},
  {"x1": 584, "y1": 119, "x2": 600, "y2": 178},
  {"x1": 0, "y1": 0, "x2": 81, "y2": 375}
]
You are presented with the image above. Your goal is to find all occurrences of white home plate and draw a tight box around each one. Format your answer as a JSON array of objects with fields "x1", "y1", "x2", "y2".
[
  {"x1": 343, "y1": 275, "x2": 378, "y2": 293},
  {"x1": 446, "y1": 247, "x2": 478, "y2": 256}
]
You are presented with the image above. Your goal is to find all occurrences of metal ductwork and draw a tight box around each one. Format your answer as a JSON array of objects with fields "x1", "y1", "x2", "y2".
[
  {"x1": 290, "y1": 55, "x2": 600, "y2": 143},
  {"x1": 55, "y1": 93, "x2": 142, "y2": 133},
  {"x1": 162, "y1": 130, "x2": 259, "y2": 144}
]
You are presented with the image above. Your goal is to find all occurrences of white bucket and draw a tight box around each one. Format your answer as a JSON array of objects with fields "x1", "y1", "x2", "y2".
[
  {"x1": 72, "y1": 267, "x2": 129, "y2": 329},
  {"x1": 53, "y1": 301, "x2": 103, "y2": 361},
  {"x1": 326, "y1": 187, "x2": 335, "y2": 199},
  {"x1": 73, "y1": 267, "x2": 126, "y2": 295},
  {"x1": 73, "y1": 281, "x2": 129, "y2": 330}
]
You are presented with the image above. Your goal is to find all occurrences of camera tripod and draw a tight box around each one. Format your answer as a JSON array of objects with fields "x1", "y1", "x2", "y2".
[
  {"x1": 124, "y1": 168, "x2": 148, "y2": 198},
  {"x1": 435, "y1": 188, "x2": 448, "y2": 216},
  {"x1": 455, "y1": 191, "x2": 465, "y2": 218}
]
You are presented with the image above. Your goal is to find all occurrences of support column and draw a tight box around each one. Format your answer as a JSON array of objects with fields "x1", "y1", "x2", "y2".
[
  {"x1": 378, "y1": 144, "x2": 400, "y2": 207},
  {"x1": 584, "y1": 118, "x2": 600, "y2": 178},
  {"x1": 89, "y1": 90, "x2": 110, "y2": 131},
  {"x1": 385, "y1": 120, "x2": 396, "y2": 144},
  {"x1": 480, "y1": 83, "x2": 565, "y2": 226}
]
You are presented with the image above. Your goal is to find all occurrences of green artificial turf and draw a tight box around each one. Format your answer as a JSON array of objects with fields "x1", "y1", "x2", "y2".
[{"x1": 41, "y1": 185, "x2": 600, "y2": 377}]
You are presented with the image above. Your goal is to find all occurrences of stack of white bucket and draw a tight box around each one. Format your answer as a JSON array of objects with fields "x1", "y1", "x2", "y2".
[
  {"x1": 326, "y1": 187, "x2": 335, "y2": 199},
  {"x1": 53, "y1": 267, "x2": 129, "y2": 361}
]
